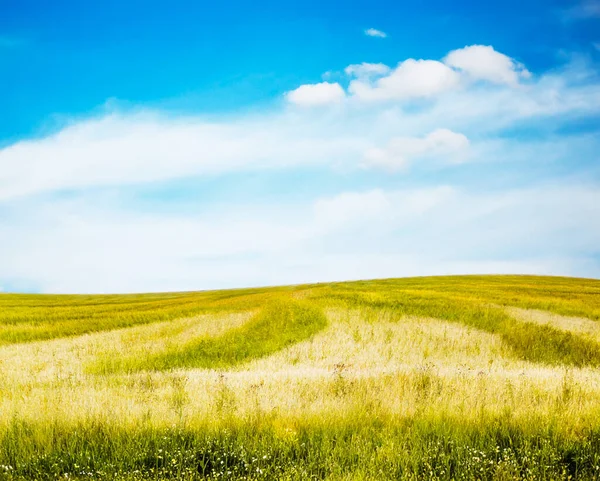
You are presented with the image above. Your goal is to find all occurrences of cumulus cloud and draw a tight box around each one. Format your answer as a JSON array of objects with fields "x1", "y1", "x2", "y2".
[
  {"x1": 444, "y1": 45, "x2": 531, "y2": 86},
  {"x1": 363, "y1": 129, "x2": 470, "y2": 170},
  {"x1": 285, "y1": 81, "x2": 345, "y2": 106},
  {"x1": 1, "y1": 52, "x2": 599, "y2": 203},
  {"x1": 346, "y1": 45, "x2": 531, "y2": 102},
  {"x1": 1, "y1": 51, "x2": 599, "y2": 201},
  {"x1": 348, "y1": 59, "x2": 461, "y2": 101},
  {"x1": 364, "y1": 28, "x2": 387, "y2": 38}
]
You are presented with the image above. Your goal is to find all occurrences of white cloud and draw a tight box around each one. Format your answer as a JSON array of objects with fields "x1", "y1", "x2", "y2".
[
  {"x1": 0, "y1": 112, "x2": 368, "y2": 200},
  {"x1": 0, "y1": 44, "x2": 598, "y2": 292},
  {"x1": 1, "y1": 51, "x2": 599, "y2": 202},
  {"x1": 363, "y1": 129, "x2": 469, "y2": 170},
  {"x1": 348, "y1": 59, "x2": 461, "y2": 101},
  {"x1": 314, "y1": 186, "x2": 456, "y2": 230},
  {"x1": 1, "y1": 183, "x2": 598, "y2": 293},
  {"x1": 364, "y1": 28, "x2": 387, "y2": 38},
  {"x1": 344, "y1": 62, "x2": 391, "y2": 78},
  {"x1": 444, "y1": 45, "x2": 531, "y2": 86},
  {"x1": 346, "y1": 45, "x2": 533, "y2": 102},
  {"x1": 285, "y1": 81, "x2": 345, "y2": 106},
  {"x1": 314, "y1": 189, "x2": 392, "y2": 228}
]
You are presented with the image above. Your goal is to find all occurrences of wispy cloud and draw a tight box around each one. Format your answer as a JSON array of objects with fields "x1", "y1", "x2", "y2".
[
  {"x1": 1, "y1": 44, "x2": 599, "y2": 291},
  {"x1": 364, "y1": 28, "x2": 387, "y2": 38},
  {"x1": 344, "y1": 62, "x2": 391, "y2": 78},
  {"x1": 563, "y1": 0, "x2": 600, "y2": 20},
  {"x1": 1, "y1": 182, "x2": 598, "y2": 293},
  {"x1": 1, "y1": 45, "x2": 599, "y2": 200}
]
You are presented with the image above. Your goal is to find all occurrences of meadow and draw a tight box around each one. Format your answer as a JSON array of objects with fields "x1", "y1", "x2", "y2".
[{"x1": 1, "y1": 275, "x2": 600, "y2": 480}]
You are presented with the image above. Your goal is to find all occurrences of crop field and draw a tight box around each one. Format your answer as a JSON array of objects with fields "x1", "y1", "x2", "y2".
[{"x1": 1, "y1": 275, "x2": 600, "y2": 480}]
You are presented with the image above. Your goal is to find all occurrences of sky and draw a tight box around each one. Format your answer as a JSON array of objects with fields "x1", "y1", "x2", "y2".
[{"x1": 1, "y1": 0, "x2": 600, "y2": 293}]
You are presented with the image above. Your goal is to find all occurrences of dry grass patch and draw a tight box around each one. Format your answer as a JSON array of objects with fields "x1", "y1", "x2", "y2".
[{"x1": 507, "y1": 306, "x2": 600, "y2": 342}]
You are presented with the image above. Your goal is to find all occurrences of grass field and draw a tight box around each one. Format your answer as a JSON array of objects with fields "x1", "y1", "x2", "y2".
[{"x1": 1, "y1": 275, "x2": 600, "y2": 480}]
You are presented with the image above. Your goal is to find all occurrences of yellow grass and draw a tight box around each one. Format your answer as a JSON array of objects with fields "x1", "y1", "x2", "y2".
[
  {"x1": 1, "y1": 275, "x2": 600, "y2": 480},
  {"x1": 508, "y1": 306, "x2": 600, "y2": 343},
  {"x1": 1, "y1": 307, "x2": 599, "y2": 431}
]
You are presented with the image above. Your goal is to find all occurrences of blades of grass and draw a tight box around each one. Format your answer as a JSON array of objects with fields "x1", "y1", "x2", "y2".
[{"x1": 95, "y1": 299, "x2": 328, "y2": 373}]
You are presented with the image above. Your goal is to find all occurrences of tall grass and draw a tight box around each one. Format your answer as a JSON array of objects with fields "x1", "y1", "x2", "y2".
[
  {"x1": 1, "y1": 275, "x2": 600, "y2": 480},
  {"x1": 316, "y1": 287, "x2": 600, "y2": 367},
  {"x1": 1, "y1": 416, "x2": 600, "y2": 480},
  {"x1": 94, "y1": 299, "x2": 327, "y2": 373}
]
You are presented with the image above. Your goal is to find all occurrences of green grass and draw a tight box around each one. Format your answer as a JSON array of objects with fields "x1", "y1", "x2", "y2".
[
  {"x1": 94, "y1": 298, "x2": 328, "y2": 373},
  {"x1": 315, "y1": 286, "x2": 600, "y2": 367},
  {"x1": 2, "y1": 416, "x2": 600, "y2": 480},
  {"x1": 2, "y1": 275, "x2": 600, "y2": 480},
  {"x1": 0, "y1": 288, "x2": 279, "y2": 344},
  {"x1": 347, "y1": 275, "x2": 600, "y2": 320}
]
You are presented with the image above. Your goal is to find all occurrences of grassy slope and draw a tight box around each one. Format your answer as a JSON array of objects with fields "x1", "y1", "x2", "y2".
[
  {"x1": 1, "y1": 275, "x2": 600, "y2": 480},
  {"x1": 93, "y1": 299, "x2": 327, "y2": 373},
  {"x1": 0, "y1": 288, "x2": 279, "y2": 344}
]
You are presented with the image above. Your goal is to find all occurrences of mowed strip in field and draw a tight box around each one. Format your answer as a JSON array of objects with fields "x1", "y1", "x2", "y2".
[
  {"x1": 0, "y1": 288, "x2": 280, "y2": 344},
  {"x1": 1, "y1": 275, "x2": 600, "y2": 480}
]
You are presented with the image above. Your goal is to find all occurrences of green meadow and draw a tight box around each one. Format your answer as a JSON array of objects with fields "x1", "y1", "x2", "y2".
[{"x1": 1, "y1": 275, "x2": 600, "y2": 480}]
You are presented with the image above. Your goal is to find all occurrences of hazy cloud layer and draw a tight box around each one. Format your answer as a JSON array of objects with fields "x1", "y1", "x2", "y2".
[
  {"x1": 0, "y1": 44, "x2": 599, "y2": 292},
  {"x1": 363, "y1": 129, "x2": 470, "y2": 170},
  {"x1": 1, "y1": 183, "x2": 598, "y2": 293}
]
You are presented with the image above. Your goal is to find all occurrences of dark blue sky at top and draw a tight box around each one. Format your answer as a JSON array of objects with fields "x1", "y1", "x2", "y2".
[{"x1": 1, "y1": 0, "x2": 598, "y2": 143}]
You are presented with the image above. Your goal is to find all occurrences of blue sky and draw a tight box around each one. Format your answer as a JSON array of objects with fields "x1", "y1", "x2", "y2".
[{"x1": 1, "y1": 0, "x2": 599, "y2": 293}]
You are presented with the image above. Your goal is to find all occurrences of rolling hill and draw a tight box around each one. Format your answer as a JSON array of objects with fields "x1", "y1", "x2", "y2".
[{"x1": 0, "y1": 275, "x2": 599, "y2": 480}]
